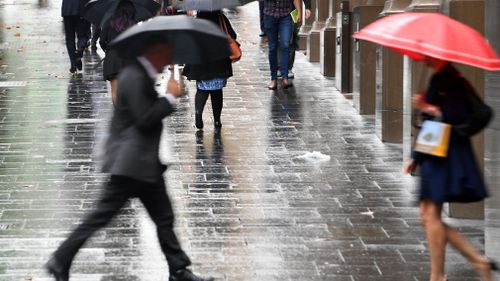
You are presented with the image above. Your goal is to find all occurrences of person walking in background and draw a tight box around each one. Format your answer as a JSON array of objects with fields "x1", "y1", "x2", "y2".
[
  {"x1": 263, "y1": 0, "x2": 301, "y2": 90},
  {"x1": 61, "y1": 0, "x2": 91, "y2": 73},
  {"x1": 403, "y1": 56, "x2": 497, "y2": 281},
  {"x1": 287, "y1": 0, "x2": 310, "y2": 79},
  {"x1": 90, "y1": 24, "x2": 101, "y2": 52},
  {"x1": 99, "y1": 0, "x2": 137, "y2": 105},
  {"x1": 258, "y1": 0, "x2": 265, "y2": 37},
  {"x1": 45, "y1": 35, "x2": 214, "y2": 281},
  {"x1": 183, "y1": 10, "x2": 236, "y2": 132}
]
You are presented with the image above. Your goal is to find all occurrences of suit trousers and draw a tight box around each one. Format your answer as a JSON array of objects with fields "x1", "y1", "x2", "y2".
[
  {"x1": 63, "y1": 16, "x2": 90, "y2": 66},
  {"x1": 53, "y1": 175, "x2": 191, "y2": 273}
]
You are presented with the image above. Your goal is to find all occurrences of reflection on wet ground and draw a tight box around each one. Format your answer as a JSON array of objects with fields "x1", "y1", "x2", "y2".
[{"x1": 0, "y1": 1, "x2": 490, "y2": 281}]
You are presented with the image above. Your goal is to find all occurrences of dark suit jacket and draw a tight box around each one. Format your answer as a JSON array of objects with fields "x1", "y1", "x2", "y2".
[
  {"x1": 102, "y1": 60, "x2": 175, "y2": 183},
  {"x1": 61, "y1": 0, "x2": 87, "y2": 17}
]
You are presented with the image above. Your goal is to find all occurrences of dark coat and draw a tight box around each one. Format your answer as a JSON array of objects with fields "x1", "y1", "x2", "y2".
[
  {"x1": 183, "y1": 11, "x2": 236, "y2": 81},
  {"x1": 61, "y1": 0, "x2": 87, "y2": 17},
  {"x1": 413, "y1": 64, "x2": 488, "y2": 203},
  {"x1": 99, "y1": 20, "x2": 132, "y2": 80},
  {"x1": 303, "y1": 0, "x2": 311, "y2": 9},
  {"x1": 102, "y1": 60, "x2": 175, "y2": 183}
]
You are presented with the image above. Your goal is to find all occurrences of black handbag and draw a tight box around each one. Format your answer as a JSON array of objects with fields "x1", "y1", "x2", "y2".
[{"x1": 453, "y1": 79, "x2": 494, "y2": 137}]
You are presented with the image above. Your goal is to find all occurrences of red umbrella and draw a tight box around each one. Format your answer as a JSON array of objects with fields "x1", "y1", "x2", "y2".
[{"x1": 352, "y1": 12, "x2": 500, "y2": 71}]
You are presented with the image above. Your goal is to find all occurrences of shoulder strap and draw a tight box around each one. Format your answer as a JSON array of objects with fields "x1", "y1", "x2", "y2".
[{"x1": 219, "y1": 14, "x2": 229, "y2": 36}]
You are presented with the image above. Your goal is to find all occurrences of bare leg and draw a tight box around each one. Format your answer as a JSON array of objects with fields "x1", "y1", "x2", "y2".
[
  {"x1": 445, "y1": 225, "x2": 495, "y2": 281},
  {"x1": 111, "y1": 79, "x2": 118, "y2": 106},
  {"x1": 420, "y1": 200, "x2": 447, "y2": 281}
]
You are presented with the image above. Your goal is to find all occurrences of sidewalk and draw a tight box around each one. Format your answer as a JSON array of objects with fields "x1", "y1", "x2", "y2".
[{"x1": 0, "y1": 1, "x2": 488, "y2": 281}]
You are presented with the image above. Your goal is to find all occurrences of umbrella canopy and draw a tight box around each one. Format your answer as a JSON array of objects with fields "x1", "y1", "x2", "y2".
[
  {"x1": 174, "y1": 0, "x2": 256, "y2": 11},
  {"x1": 109, "y1": 15, "x2": 230, "y2": 64},
  {"x1": 352, "y1": 12, "x2": 500, "y2": 71},
  {"x1": 84, "y1": 0, "x2": 160, "y2": 27}
]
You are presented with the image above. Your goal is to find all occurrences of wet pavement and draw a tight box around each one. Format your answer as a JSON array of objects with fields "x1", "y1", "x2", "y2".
[{"x1": 0, "y1": 1, "x2": 492, "y2": 281}]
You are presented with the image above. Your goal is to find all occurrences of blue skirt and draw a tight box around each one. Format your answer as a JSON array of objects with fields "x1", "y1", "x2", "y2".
[
  {"x1": 197, "y1": 78, "x2": 226, "y2": 91},
  {"x1": 419, "y1": 137, "x2": 488, "y2": 203}
]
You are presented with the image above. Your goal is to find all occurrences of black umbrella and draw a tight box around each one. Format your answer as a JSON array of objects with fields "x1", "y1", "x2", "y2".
[
  {"x1": 174, "y1": 0, "x2": 257, "y2": 11},
  {"x1": 84, "y1": 0, "x2": 160, "y2": 27},
  {"x1": 109, "y1": 15, "x2": 230, "y2": 64}
]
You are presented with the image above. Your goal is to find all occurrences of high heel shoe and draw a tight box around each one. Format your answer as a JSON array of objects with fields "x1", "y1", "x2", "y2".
[
  {"x1": 268, "y1": 80, "x2": 277, "y2": 90},
  {"x1": 281, "y1": 79, "x2": 292, "y2": 89},
  {"x1": 491, "y1": 260, "x2": 499, "y2": 271},
  {"x1": 473, "y1": 257, "x2": 498, "y2": 281}
]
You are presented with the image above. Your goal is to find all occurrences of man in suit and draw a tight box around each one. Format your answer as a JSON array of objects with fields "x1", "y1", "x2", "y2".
[
  {"x1": 45, "y1": 36, "x2": 214, "y2": 281},
  {"x1": 62, "y1": 0, "x2": 91, "y2": 73}
]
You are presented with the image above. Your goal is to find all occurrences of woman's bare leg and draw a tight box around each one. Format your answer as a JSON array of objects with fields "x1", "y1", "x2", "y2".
[
  {"x1": 111, "y1": 79, "x2": 118, "y2": 106},
  {"x1": 420, "y1": 200, "x2": 447, "y2": 281},
  {"x1": 444, "y1": 225, "x2": 495, "y2": 281}
]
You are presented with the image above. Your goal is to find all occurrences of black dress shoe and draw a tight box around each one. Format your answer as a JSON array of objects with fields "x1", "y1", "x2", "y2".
[
  {"x1": 69, "y1": 65, "x2": 77, "y2": 74},
  {"x1": 169, "y1": 269, "x2": 214, "y2": 281},
  {"x1": 45, "y1": 257, "x2": 69, "y2": 281},
  {"x1": 75, "y1": 59, "x2": 82, "y2": 71}
]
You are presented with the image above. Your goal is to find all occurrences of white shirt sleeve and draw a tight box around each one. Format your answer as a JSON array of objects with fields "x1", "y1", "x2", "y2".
[{"x1": 164, "y1": 93, "x2": 178, "y2": 106}]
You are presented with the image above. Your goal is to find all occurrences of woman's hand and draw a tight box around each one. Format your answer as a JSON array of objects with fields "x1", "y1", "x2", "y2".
[
  {"x1": 412, "y1": 93, "x2": 442, "y2": 118},
  {"x1": 305, "y1": 9, "x2": 311, "y2": 19},
  {"x1": 403, "y1": 159, "x2": 416, "y2": 174}
]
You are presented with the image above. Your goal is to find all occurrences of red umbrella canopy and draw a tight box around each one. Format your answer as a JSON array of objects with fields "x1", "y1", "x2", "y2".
[{"x1": 353, "y1": 12, "x2": 500, "y2": 71}]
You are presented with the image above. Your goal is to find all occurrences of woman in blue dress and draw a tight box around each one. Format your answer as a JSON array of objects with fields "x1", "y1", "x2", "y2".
[
  {"x1": 404, "y1": 56, "x2": 496, "y2": 281},
  {"x1": 183, "y1": 10, "x2": 237, "y2": 132}
]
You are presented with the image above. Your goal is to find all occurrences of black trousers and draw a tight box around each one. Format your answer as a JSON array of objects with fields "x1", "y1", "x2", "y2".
[
  {"x1": 53, "y1": 175, "x2": 191, "y2": 273},
  {"x1": 259, "y1": 1, "x2": 265, "y2": 34},
  {"x1": 63, "y1": 16, "x2": 90, "y2": 66}
]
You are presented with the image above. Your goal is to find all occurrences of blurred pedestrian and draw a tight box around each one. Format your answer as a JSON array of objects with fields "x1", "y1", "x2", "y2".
[
  {"x1": 403, "y1": 56, "x2": 497, "y2": 281},
  {"x1": 263, "y1": 0, "x2": 301, "y2": 90},
  {"x1": 160, "y1": 0, "x2": 186, "y2": 15},
  {"x1": 99, "y1": 0, "x2": 137, "y2": 105},
  {"x1": 45, "y1": 35, "x2": 214, "y2": 281},
  {"x1": 183, "y1": 10, "x2": 236, "y2": 132},
  {"x1": 277, "y1": 0, "x2": 310, "y2": 79},
  {"x1": 258, "y1": 0, "x2": 265, "y2": 37},
  {"x1": 286, "y1": 0, "x2": 310, "y2": 79},
  {"x1": 62, "y1": 0, "x2": 91, "y2": 73},
  {"x1": 90, "y1": 24, "x2": 101, "y2": 52}
]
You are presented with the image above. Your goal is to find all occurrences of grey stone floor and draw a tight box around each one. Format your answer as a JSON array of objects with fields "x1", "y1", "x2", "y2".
[{"x1": 0, "y1": 1, "x2": 493, "y2": 281}]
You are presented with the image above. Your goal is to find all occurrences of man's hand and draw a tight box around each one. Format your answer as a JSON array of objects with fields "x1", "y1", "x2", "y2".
[{"x1": 167, "y1": 78, "x2": 182, "y2": 98}]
